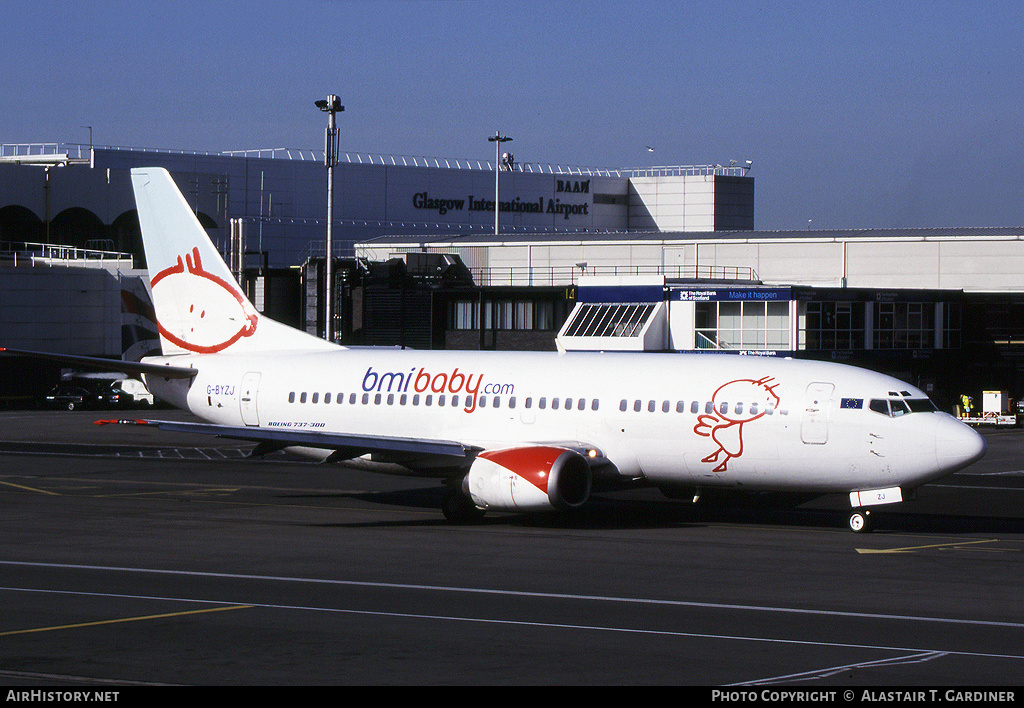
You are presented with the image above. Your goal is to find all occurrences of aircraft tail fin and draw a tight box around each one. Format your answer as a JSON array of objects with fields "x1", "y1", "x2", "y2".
[{"x1": 130, "y1": 167, "x2": 336, "y2": 356}]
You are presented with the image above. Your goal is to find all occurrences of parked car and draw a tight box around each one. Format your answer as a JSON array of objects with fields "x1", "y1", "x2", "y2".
[
  {"x1": 41, "y1": 376, "x2": 156, "y2": 411},
  {"x1": 43, "y1": 384, "x2": 94, "y2": 411},
  {"x1": 96, "y1": 383, "x2": 131, "y2": 408}
]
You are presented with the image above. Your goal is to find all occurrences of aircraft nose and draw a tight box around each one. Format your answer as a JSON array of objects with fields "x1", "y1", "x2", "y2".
[{"x1": 935, "y1": 417, "x2": 987, "y2": 472}]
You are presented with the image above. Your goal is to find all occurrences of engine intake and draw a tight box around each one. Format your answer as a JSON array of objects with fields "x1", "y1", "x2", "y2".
[{"x1": 465, "y1": 446, "x2": 593, "y2": 512}]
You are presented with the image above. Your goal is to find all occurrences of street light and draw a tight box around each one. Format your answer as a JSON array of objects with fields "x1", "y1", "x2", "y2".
[
  {"x1": 316, "y1": 95, "x2": 343, "y2": 342},
  {"x1": 488, "y1": 131, "x2": 512, "y2": 235}
]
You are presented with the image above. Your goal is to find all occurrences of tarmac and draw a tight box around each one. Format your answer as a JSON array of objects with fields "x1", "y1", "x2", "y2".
[{"x1": 2, "y1": 409, "x2": 1023, "y2": 686}]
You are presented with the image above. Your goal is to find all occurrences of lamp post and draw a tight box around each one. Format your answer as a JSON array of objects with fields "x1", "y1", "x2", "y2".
[
  {"x1": 488, "y1": 131, "x2": 512, "y2": 235},
  {"x1": 316, "y1": 95, "x2": 343, "y2": 341}
]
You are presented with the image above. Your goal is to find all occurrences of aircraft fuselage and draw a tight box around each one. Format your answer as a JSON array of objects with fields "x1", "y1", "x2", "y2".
[{"x1": 142, "y1": 347, "x2": 984, "y2": 496}]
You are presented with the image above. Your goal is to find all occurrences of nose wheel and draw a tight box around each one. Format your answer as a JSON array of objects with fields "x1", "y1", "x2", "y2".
[{"x1": 848, "y1": 509, "x2": 873, "y2": 533}]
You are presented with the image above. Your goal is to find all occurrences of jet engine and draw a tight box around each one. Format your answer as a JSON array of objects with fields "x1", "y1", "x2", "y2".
[{"x1": 464, "y1": 446, "x2": 592, "y2": 512}]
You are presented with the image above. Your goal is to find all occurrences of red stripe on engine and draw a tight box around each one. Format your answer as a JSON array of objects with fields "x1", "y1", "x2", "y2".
[{"x1": 478, "y1": 446, "x2": 566, "y2": 493}]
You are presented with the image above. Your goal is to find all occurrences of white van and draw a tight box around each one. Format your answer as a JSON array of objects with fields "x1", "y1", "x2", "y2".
[{"x1": 112, "y1": 378, "x2": 155, "y2": 407}]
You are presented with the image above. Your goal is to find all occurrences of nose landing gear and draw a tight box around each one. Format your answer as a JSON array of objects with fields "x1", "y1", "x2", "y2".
[{"x1": 848, "y1": 508, "x2": 873, "y2": 533}]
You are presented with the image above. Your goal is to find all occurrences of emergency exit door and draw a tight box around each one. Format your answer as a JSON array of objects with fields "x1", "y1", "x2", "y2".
[{"x1": 240, "y1": 372, "x2": 261, "y2": 426}]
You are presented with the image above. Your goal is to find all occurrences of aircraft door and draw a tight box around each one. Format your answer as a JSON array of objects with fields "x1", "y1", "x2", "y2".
[
  {"x1": 240, "y1": 372, "x2": 261, "y2": 426},
  {"x1": 801, "y1": 382, "x2": 834, "y2": 444}
]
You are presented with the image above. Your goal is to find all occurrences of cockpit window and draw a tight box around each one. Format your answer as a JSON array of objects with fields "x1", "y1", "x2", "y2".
[
  {"x1": 890, "y1": 399, "x2": 910, "y2": 417},
  {"x1": 869, "y1": 397, "x2": 937, "y2": 417},
  {"x1": 907, "y1": 398, "x2": 938, "y2": 413}
]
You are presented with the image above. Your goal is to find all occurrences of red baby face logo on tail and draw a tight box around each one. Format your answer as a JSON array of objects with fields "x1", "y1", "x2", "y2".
[
  {"x1": 694, "y1": 376, "x2": 780, "y2": 472},
  {"x1": 150, "y1": 247, "x2": 258, "y2": 353}
]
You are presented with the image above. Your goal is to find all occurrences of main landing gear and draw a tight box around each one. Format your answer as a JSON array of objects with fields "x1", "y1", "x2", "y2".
[
  {"x1": 441, "y1": 488, "x2": 486, "y2": 524},
  {"x1": 848, "y1": 508, "x2": 873, "y2": 533}
]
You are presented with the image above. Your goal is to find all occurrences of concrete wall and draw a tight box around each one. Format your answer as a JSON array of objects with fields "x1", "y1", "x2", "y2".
[
  {"x1": 363, "y1": 230, "x2": 1024, "y2": 293},
  {"x1": 0, "y1": 265, "x2": 133, "y2": 356},
  {"x1": 628, "y1": 175, "x2": 754, "y2": 231}
]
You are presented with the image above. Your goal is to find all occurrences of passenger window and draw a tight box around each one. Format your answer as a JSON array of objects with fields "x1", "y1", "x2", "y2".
[
  {"x1": 676, "y1": 401, "x2": 685, "y2": 413},
  {"x1": 324, "y1": 393, "x2": 331, "y2": 404},
  {"x1": 451, "y1": 395, "x2": 459, "y2": 407},
  {"x1": 374, "y1": 393, "x2": 382, "y2": 405},
  {"x1": 400, "y1": 394, "x2": 407, "y2": 405},
  {"x1": 509, "y1": 396, "x2": 516, "y2": 409},
  {"x1": 749, "y1": 402, "x2": 759, "y2": 415},
  {"x1": 413, "y1": 394, "x2": 420, "y2": 406},
  {"x1": 552, "y1": 398, "x2": 560, "y2": 410},
  {"x1": 438, "y1": 395, "x2": 446, "y2": 406},
  {"x1": 361, "y1": 393, "x2": 369, "y2": 404},
  {"x1": 350, "y1": 393, "x2": 357, "y2": 405},
  {"x1": 662, "y1": 401, "x2": 670, "y2": 413},
  {"x1": 479, "y1": 396, "x2": 487, "y2": 408},
  {"x1": 300, "y1": 392, "x2": 307, "y2": 403},
  {"x1": 620, "y1": 399, "x2": 628, "y2": 412},
  {"x1": 526, "y1": 397, "x2": 533, "y2": 408},
  {"x1": 311, "y1": 392, "x2": 319, "y2": 404},
  {"x1": 719, "y1": 402, "x2": 728, "y2": 415},
  {"x1": 591, "y1": 399, "x2": 599, "y2": 411},
  {"x1": 493, "y1": 396, "x2": 500, "y2": 408},
  {"x1": 691, "y1": 401, "x2": 700, "y2": 414},
  {"x1": 289, "y1": 392, "x2": 295, "y2": 403},
  {"x1": 539, "y1": 397, "x2": 547, "y2": 410},
  {"x1": 634, "y1": 400, "x2": 642, "y2": 412},
  {"x1": 425, "y1": 395, "x2": 433, "y2": 406},
  {"x1": 705, "y1": 401, "x2": 714, "y2": 414}
]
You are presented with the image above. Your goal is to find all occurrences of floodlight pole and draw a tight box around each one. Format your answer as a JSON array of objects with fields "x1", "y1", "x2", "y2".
[
  {"x1": 316, "y1": 95, "x2": 343, "y2": 341},
  {"x1": 488, "y1": 131, "x2": 512, "y2": 235}
]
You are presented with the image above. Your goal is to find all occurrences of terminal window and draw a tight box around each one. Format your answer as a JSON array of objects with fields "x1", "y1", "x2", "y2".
[
  {"x1": 802, "y1": 301, "x2": 865, "y2": 350},
  {"x1": 451, "y1": 298, "x2": 557, "y2": 331},
  {"x1": 874, "y1": 302, "x2": 934, "y2": 349},
  {"x1": 561, "y1": 303, "x2": 658, "y2": 338},
  {"x1": 943, "y1": 303, "x2": 961, "y2": 349},
  {"x1": 695, "y1": 301, "x2": 789, "y2": 350}
]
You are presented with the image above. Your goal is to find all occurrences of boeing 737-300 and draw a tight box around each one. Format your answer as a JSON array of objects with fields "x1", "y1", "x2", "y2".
[{"x1": 2, "y1": 167, "x2": 987, "y2": 532}]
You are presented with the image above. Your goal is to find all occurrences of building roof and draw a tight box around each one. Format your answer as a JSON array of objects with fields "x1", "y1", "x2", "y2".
[{"x1": 358, "y1": 226, "x2": 1024, "y2": 248}]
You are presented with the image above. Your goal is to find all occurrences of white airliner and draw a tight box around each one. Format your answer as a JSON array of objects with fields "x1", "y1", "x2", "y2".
[{"x1": 3, "y1": 168, "x2": 987, "y2": 532}]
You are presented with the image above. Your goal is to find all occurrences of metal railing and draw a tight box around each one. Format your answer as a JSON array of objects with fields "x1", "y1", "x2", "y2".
[
  {"x1": 1, "y1": 143, "x2": 93, "y2": 160},
  {"x1": 0, "y1": 241, "x2": 133, "y2": 267},
  {"x1": 695, "y1": 331, "x2": 722, "y2": 350},
  {"x1": 220, "y1": 148, "x2": 672, "y2": 176},
  {"x1": 470, "y1": 263, "x2": 759, "y2": 287},
  {"x1": 5, "y1": 142, "x2": 750, "y2": 179}
]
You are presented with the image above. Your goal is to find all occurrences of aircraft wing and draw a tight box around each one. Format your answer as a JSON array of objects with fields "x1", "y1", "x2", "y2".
[
  {"x1": 0, "y1": 348, "x2": 197, "y2": 379},
  {"x1": 96, "y1": 418, "x2": 478, "y2": 466}
]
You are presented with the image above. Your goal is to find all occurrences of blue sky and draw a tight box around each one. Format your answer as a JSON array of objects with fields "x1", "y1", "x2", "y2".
[{"x1": 4, "y1": 0, "x2": 1023, "y2": 230}]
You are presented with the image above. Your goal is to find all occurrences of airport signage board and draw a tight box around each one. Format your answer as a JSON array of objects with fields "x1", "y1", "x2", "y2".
[
  {"x1": 411, "y1": 191, "x2": 590, "y2": 220},
  {"x1": 577, "y1": 284, "x2": 664, "y2": 303},
  {"x1": 674, "y1": 288, "x2": 791, "y2": 302}
]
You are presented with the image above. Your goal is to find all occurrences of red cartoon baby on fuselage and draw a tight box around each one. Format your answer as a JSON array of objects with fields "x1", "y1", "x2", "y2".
[
  {"x1": 150, "y1": 247, "x2": 258, "y2": 354},
  {"x1": 694, "y1": 376, "x2": 780, "y2": 472}
]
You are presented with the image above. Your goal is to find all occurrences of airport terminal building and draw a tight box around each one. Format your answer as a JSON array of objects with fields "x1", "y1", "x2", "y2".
[{"x1": 2, "y1": 141, "x2": 1024, "y2": 410}]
